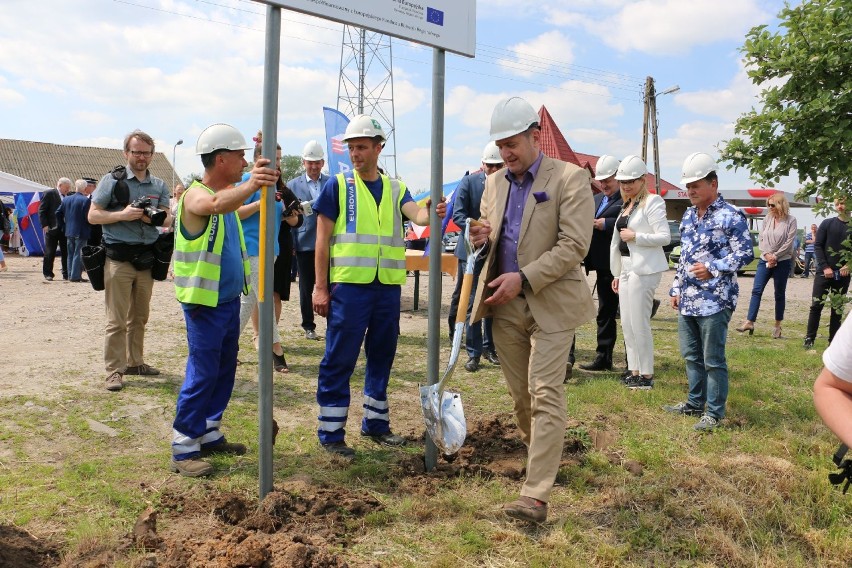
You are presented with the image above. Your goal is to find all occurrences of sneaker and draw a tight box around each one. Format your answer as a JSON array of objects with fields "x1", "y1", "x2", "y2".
[
  {"x1": 503, "y1": 496, "x2": 547, "y2": 523},
  {"x1": 44, "y1": 275, "x2": 54, "y2": 281},
  {"x1": 662, "y1": 401, "x2": 703, "y2": 416},
  {"x1": 321, "y1": 441, "x2": 356, "y2": 460},
  {"x1": 625, "y1": 375, "x2": 653, "y2": 390},
  {"x1": 360, "y1": 430, "x2": 406, "y2": 447},
  {"x1": 105, "y1": 371, "x2": 124, "y2": 392},
  {"x1": 125, "y1": 364, "x2": 160, "y2": 376},
  {"x1": 803, "y1": 337, "x2": 815, "y2": 349},
  {"x1": 200, "y1": 441, "x2": 247, "y2": 456},
  {"x1": 304, "y1": 329, "x2": 321, "y2": 341},
  {"x1": 693, "y1": 414, "x2": 720, "y2": 431},
  {"x1": 170, "y1": 457, "x2": 213, "y2": 477},
  {"x1": 620, "y1": 369, "x2": 634, "y2": 384}
]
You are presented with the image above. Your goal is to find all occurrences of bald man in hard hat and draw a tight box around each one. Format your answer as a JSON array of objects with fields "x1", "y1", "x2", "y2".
[
  {"x1": 663, "y1": 152, "x2": 753, "y2": 432},
  {"x1": 169, "y1": 123, "x2": 280, "y2": 477},
  {"x1": 287, "y1": 140, "x2": 329, "y2": 341},
  {"x1": 311, "y1": 114, "x2": 446, "y2": 461},
  {"x1": 469, "y1": 96, "x2": 595, "y2": 523}
]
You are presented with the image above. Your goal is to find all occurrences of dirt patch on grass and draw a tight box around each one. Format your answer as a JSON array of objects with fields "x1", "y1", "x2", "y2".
[{"x1": 0, "y1": 525, "x2": 61, "y2": 568}]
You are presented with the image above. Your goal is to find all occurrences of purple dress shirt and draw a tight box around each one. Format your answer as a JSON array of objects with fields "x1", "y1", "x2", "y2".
[{"x1": 497, "y1": 152, "x2": 544, "y2": 275}]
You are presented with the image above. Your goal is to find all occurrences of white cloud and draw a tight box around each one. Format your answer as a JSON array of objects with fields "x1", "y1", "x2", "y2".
[
  {"x1": 0, "y1": 76, "x2": 24, "y2": 104},
  {"x1": 594, "y1": 0, "x2": 769, "y2": 55},
  {"x1": 498, "y1": 31, "x2": 576, "y2": 78}
]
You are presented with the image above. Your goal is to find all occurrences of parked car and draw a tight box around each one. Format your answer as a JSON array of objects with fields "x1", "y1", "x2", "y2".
[
  {"x1": 443, "y1": 231, "x2": 459, "y2": 253},
  {"x1": 668, "y1": 229, "x2": 805, "y2": 275},
  {"x1": 663, "y1": 220, "x2": 681, "y2": 262}
]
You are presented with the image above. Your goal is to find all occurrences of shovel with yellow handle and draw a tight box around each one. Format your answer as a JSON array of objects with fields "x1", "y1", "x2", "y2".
[{"x1": 420, "y1": 219, "x2": 484, "y2": 455}]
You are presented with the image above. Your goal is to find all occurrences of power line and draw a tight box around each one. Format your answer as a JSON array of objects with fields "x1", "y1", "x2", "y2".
[{"x1": 113, "y1": 0, "x2": 645, "y2": 99}]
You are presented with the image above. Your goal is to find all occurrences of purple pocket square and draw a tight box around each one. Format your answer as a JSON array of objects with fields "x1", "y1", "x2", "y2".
[{"x1": 533, "y1": 191, "x2": 549, "y2": 203}]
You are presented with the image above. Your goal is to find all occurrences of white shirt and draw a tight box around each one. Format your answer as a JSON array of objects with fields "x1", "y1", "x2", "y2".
[{"x1": 823, "y1": 317, "x2": 852, "y2": 383}]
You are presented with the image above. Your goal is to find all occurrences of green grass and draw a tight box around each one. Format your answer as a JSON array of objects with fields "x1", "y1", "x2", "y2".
[{"x1": 1, "y1": 308, "x2": 851, "y2": 567}]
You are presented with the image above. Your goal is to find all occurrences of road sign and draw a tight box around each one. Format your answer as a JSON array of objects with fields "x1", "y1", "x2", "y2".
[{"x1": 253, "y1": 0, "x2": 475, "y2": 57}]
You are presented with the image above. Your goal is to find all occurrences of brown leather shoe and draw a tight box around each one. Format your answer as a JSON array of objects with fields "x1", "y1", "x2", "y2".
[
  {"x1": 503, "y1": 496, "x2": 547, "y2": 523},
  {"x1": 105, "y1": 371, "x2": 124, "y2": 392},
  {"x1": 170, "y1": 457, "x2": 213, "y2": 478},
  {"x1": 200, "y1": 441, "x2": 247, "y2": 456},
  {"x1": 125, "y1": 364, "x2": 160, "y2": 376}
]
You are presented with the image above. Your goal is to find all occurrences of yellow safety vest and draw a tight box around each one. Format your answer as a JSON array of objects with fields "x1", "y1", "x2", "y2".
[
  {"x1": 330, "y1": 172, "x2": 406, "y2": 285},
  {"x1": 173, "y1": 181, "x2": 250, "y2": 306}
]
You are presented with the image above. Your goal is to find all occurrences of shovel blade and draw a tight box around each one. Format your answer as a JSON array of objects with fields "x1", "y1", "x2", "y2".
[{"x1": 419, "y1": 384, "x2": 467, "y2": 455}]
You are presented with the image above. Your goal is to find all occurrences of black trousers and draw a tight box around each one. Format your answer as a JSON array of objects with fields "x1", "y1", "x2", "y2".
[
  {"x1": 805, "y1": 272, "x2": 851, "y2": 342},
  {"x1": 569, "y1": 270, "x2": 618, "y2": 363},
  {"x1": 295, "y1": 250, "x2": 317, "y2": 331},
  {"x1": 43, "y1": 229, "x2": 67, "y2": 279}
]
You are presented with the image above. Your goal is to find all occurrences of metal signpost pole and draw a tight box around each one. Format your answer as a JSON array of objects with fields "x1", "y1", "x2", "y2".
[
  {"x1": 258, "y1": 3, "x2": 281, "y2": 501},
  {"x1": 424, "y1": 48, "x2": 445, "y2": 472}
]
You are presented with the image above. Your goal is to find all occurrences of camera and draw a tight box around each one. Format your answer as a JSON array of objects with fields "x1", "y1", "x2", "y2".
[{"x1": 130, "y1": 196, "x2": 167, "y2": 226}]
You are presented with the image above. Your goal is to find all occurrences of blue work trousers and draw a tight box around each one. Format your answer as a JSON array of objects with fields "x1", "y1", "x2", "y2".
[
  {"x1": 317, "y1": 283, "x2": 401, "y2": 445},
  {"x1": 172, "y1": 297, "x2": 241, "y2": 460},
  {"x1": 678, "y1": 309, "x2": 732, "y2": 420}
]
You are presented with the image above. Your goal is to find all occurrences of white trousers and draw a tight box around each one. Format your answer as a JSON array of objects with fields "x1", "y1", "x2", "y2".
[{"x1": 618, "y1": 257, "x2": 662, "y2": 375}]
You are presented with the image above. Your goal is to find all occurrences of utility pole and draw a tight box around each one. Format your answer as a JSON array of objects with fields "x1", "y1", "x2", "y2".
[{"x1": 642, "y1": 76, "x2": 679, "y2": 194}]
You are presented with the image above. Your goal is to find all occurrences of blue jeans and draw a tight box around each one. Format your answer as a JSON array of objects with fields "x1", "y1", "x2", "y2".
[
  {"x1": 803, "y1": 252, "x2": 814, "y2": 276},
  {"x1": 67, "y1": 236, "x2": 85, "y2": 281},
  {"x1": 746, "y1": 258, "x2": 791, "y2": 322},
  {"x1": 678, "y1": 309, "x2": 732, "y2": 419}
]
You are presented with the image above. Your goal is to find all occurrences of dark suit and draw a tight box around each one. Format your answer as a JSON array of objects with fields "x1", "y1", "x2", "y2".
[
  {"x1": 287, "y1": 172, "x2": 328, "y2": 332},
  {"x1": 448, "y1": 170, "x2": 494, "y2": 357},
  {"x1": 56, "y1": 192, "x2": 92, "y2": 281},
  {"x1": 573, "y1": 191, "x2": 623, "y2": 363},
  {"x1": 38, "y1": 188, "x2": 67, "y2": 279}
]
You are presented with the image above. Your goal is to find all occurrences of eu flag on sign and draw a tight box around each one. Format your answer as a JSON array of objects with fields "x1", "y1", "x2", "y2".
[{"x1": 426, "y1": 7, "x2": 444, "y2": 26}]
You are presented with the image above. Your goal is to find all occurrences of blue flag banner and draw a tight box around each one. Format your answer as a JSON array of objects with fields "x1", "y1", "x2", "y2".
[
  {"x1": 14, "y1": 191, "x2": 46, "y2": 256},
  {"x1": 323, "y1": 107, "x2": 353, "y2": 177}
]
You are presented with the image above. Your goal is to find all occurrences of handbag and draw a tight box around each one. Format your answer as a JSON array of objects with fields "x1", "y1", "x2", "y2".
[{"x1": 81, "y1": 243, "x2": 107, "y2": 291}]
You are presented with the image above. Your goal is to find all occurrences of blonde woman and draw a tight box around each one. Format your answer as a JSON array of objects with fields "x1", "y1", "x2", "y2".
[
  {"x1": 610, "y1": 156, "x2": 671, "y2": 390},
  {"x1": 736, "y1": 193, "x2": 797, "y2": 338}
]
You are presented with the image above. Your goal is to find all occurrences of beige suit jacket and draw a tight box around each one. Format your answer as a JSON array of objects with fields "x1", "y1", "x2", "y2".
[{"x1": 472, "y1": 155, "x2": 596, "y2": 333}]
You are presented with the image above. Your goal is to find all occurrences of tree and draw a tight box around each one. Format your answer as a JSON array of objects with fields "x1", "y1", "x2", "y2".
[
  {"x1": 720, "y1": 0, "x2": 852, "y2": 212},
  {"x1": 246, "y1": 155, "x2": 303, "y2": 183}
]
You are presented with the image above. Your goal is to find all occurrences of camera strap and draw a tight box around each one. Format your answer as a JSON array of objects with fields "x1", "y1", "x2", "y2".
[{"x1": 829, "y1": 443, "x2": 851, "y2": 494}]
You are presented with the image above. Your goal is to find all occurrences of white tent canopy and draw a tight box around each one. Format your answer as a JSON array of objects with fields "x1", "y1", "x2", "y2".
[{"x1": 0, "y1": 170, "x2": 50, "y2": 194}]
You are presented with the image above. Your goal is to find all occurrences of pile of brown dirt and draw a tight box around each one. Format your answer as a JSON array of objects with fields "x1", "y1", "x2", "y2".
[{"x1": 0, "y1": 525, "x2": 61, "y2": 568}]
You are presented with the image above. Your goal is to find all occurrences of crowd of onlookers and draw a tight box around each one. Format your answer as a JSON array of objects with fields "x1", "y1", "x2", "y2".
[{"x1": 1, "y1": 118, "x2": 849, "y2": 514}]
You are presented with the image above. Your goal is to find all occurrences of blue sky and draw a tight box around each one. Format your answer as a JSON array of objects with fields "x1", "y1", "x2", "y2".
[{"x1": 1, "y1": 0, "x2": 817, "y2": 224}]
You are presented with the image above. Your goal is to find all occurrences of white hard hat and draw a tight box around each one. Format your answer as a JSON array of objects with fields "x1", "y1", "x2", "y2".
[
  {"x1": 681, "y1": 152, "x2": 717, "y2": 184},
  {"x1": 489, "y1": 97, "x2": 539, "y2": 141},
  {"x1": 594, "y1": 154, "x2": 620, "y2": 180},
  {"x1": 195, "y1": 123, "x2": 252, "y2": 155},
  {"x1": 481, "y1": 141, "x2": 502, "y2": 164},
  {"x1": 342, "y1": 114, "x2": 386, "y2": 142},
  {"x1": 615, "y1": 155, "x2": 647, "y2": 181},
  {"x1": 301, "y1": 140, "x2": 325, "y2": 161}
]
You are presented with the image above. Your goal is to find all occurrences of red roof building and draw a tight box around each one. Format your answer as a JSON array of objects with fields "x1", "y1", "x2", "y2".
[{"x1": 537, "y1": 105, "x2": 679, "y2": 197}]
